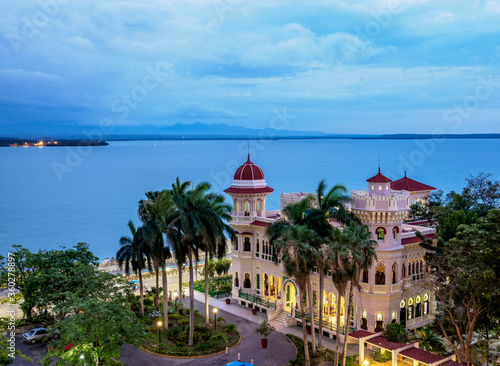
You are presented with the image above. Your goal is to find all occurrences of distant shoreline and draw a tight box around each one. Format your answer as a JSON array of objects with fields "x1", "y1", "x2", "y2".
[{"x1": 1, "y1": 133, "x2": 500, "y2": 145}]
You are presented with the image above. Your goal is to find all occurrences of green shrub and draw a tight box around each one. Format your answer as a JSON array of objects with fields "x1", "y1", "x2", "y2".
[
  {"x1": 374, "y1": 350, "x2": 392, "y2": 362},
  {"x1": 210, "y1": 333, "x2": 226, "y2": 345},
  {"x1": 223, "y1": 323, "x2": 237, "y2": 333},
  {"x1": 345, "y1": 354, "x2": 359, "y2": 366},
  {"x1": 201, "y1": 329, "x2": 213, "y2": 341},
  {"x1": 216, "y1": 316, "x2": 226, "y2": 324},
  {"x1": 175, "y1": 341, "x2": 186, "y2": 347},
  {"x1": 193, "y1": 310, "x2": 201, "y2": 317},
  {"x1": 169, "y1": 314, "x2": 183, "y2": 320},
  {"x1": 383, "y1": 323, "x2": 409, "y2": 343},
  {"x1": 177, "y1": 318, "x2": 189, "y2": 325}
]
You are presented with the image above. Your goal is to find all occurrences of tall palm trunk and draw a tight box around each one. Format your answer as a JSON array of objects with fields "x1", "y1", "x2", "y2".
[
  {"x1": 300, "y1": 285, "x2": 311, "y2": 366},
  {"x1": 155, "y1": 267, "x2": 160, "y2": 310},
  {"x1": 334, "y1": 288, "x2": 344, "y2": 366},
  {"x1": 178, "y1": 265, "x2": 183, "y2": 310},
  {"x1": 306, "y1": 277, "x2": 317, "y2": 355},
  {"x1": 139, "y1": 269, "x2": 144, "y2": 317},
  {"x1": 342, "y1": 281, "x2": 355, "y2": 366},
  {"x1": 188, "y1": 246, "x2": 195, "y2": 346},
  {"x1": 318, "y1": 269, "x2": 324, "y2": 348},
  {"x1": 161, "y1": 260, "x2": 169, "y2": 330},
  {"x1": 204, "y1": 251, "x2": 210, "y2": 328}
]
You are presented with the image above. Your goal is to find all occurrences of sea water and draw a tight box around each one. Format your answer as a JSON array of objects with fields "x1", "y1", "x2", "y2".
[{"x1": 1, "y1": 138, "x2": 499, "y2": 260}]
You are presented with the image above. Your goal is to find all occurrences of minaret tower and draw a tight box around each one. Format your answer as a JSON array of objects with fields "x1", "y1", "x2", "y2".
[{"x1": 350, "y1": 168, "x2": 411, "y2": 331}]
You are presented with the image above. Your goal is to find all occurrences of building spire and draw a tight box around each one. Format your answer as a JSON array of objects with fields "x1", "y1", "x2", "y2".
[
  {"x1": 248, "y1": 141, "x2": 250, "y2": 160},
  {"x1": 378, "y1": 153, "x2": 381, "y2": 173}
]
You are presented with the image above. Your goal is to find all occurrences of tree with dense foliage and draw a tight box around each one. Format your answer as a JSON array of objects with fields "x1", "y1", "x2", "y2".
[
  {"x1": 383, "y1": 323, "x2": 410, "y2": 343},
  {"x1": 0, "y1": 333, "x2": 31, "y2": 365},
  {"x1": 117, "y1": 220, "x2": 151, "y2": 317},
  {"x1": 21, "y1": 243, "x2": 99, "y2": 320},
  {"x1": 43, "y1": 271, "x2": 145, "y2": 366},
  {"x1": 420, "y1": 209, "x2": 500, "y2": 366}
]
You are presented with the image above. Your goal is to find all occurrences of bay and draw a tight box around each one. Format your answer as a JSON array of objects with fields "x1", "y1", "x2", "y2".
[{"x1": 1, "y1": 138, "x2": 499, "y2": 260}]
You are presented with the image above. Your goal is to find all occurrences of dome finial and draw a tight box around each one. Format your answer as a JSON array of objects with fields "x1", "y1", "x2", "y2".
[
  {"x1": 404, "y1": 171, "x2": 407, "y2": 177},
  {"x1": 248, "y1": 141, "x2": 250, "y2": 161}
]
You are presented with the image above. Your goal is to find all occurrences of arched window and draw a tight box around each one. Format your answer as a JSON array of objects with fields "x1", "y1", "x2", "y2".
[
  {"x1": 392, "y1": 311, "x2": 397, "y2": 323},
  {"x1": 375, "y1": 263, "x2": 385, "y2": 285},
  {"x1": 362, "y1": 270, "x2": 368, "y2": 283},
  {"x1": 400, "y1": 300, "x2": 407, "y2": 327},
  {"x1": 375, "y1": 313, "x2": 383, "y2": 332},
  {"x1": 415, "y1": 296, "x2": 422, "y2": 317},
  {"x1": 424, "y1": 293, "x2": 430, "y2": 315},
  {"x1": 408, "y1": 260, "x2": 412, "y2": 276},
  {"x1": 264, "y1": 274, "x2": 269, "y2": 296},
  {"x1": 244, "y1": 273, "x2": 251, "y2": 288},
  {"x1": 419, "y1": 260, "x2": 423, "y2": 273},
  {"x1": 244, "y1": 237, "x2": 251, "y2": 252},
  {"x1": 256, "y1": 239, "x2": 259, "y2": 253},
  {"x1": 402, "y1": 260, "x2": 406, "y2": 278},
  {"x1": 376, "y1": 227, "x2": 386, "y2": 240},
  {"x1": 392, "y1": 262, "x2": 397, "y2": 284},
  {"x1": 393, "y1": 227, "x2": 399, "y2": 240},
  {"x1": 234, "y1": 237, "x2": 238, "y2": 251},
  {"x1": 361, "y1": 310, "x2": 368, "y2": 330},
  {"x1": 412, "y1": 261, "x2": 416, "y2": 276},
  {"x1": 244, "y1": 201, "x2": 250, "y2": 216},
  {"x1": 408, "y1": 297, "x2": 414, "y2": 320},
  {"x1": 234, "y1": 272, "x2": 239, "y2": 287}
]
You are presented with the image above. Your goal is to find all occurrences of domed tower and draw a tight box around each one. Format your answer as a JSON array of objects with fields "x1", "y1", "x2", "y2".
[{"x1": 224, "y1": 155, "x2": 274, "y2": 218}]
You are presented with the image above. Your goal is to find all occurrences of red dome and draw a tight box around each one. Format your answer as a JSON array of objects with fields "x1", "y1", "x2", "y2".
[{"x1": 233, "y1": 155, "x2": 265, "y2": 181}]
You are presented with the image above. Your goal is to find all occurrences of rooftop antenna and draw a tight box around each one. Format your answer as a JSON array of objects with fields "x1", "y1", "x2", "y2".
[
  {"x1": 248, "y1": 141, "x2": 250, "y2": 160},
  {"x1": 378, "y1": 153, "x2": 381, "y2": 173}
]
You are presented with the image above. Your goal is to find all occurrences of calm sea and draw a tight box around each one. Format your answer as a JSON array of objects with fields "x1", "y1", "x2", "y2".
[{"x1": 1, "y1": 138, "x2": 499, "y2": 260}]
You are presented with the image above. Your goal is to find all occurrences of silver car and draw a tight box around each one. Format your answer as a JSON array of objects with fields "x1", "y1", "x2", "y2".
[{"x1": 22, "y1": 327, "x2": 49, "y2": 344}]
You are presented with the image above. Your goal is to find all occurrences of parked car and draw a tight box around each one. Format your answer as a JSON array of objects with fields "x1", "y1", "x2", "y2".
[{"x1": 22, "y1": 327, "x2": 49, "y2": 344}]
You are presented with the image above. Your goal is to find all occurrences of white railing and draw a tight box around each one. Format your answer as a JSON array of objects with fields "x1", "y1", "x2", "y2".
[
  {"x1": 401, "y1": 224, "x2": 435, "y2": 238},
  {"x1": 266, "y1": 210, "x2": 281, "y2": 218}
]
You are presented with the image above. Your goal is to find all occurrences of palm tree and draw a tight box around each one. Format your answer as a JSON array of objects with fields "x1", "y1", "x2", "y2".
[
  {"x1": 416, "y1": 326, "x2": 446, "y2": 355},
  {"x1": 197, "y1": 191, "x2": 235, "y2": 328},
  {"x1": 116, "y1": 220, "x2": 151, "y2": 317},
  {"x1": 273, "y1": 225, "x2": 317, "y2": 366},
  {"x1": 171, "y1": 181, "x2": 230, "y2": 345},
  {"x1": 268, "y1": 197, "x2": 319, "y2": 354},
  {"x1": 170, "y1": 178, "x2": 191, "y2": 310},
  {"x1": 138, "y1": 191, "x2": 173, "y2": 330},
  {"x1": 341, "y1": 223, "x2": 377, "y2": 366},
  {"x1": 327, "y1": 227, "x2": 351, "y2": 366},
  {"x1": 312, "y1": 242, "x2": 332, "y2": 349}
]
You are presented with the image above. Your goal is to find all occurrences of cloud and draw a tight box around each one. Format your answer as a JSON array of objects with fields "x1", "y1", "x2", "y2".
[{"x1": 167, "y1": 102, "x2": 249, "y2": 118}]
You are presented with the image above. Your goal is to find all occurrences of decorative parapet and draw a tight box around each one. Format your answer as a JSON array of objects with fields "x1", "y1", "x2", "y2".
[
  {"x1": 401, "y1": 224, "x2": 435, "y2": 238},
  {"x1": 350, "y1": 189, "x2": 411, "y2": 211}
]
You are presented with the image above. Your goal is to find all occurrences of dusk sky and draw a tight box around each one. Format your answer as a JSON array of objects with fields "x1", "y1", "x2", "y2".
[{"x1": 1, "y1": 1, "x2": 500, "y2": 135}]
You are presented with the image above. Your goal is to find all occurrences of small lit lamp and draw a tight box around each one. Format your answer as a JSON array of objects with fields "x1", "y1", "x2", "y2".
[
  {"x1": 157, "y1": 321, "x2": 162, "y2": 344},
  {"x1": 80, "y1": 354, "x2": 84, "y2": 365},
  {"x1": 363, "y1": 360, "x2": 369, "y2": 366},
  {"x1": 213, "y1": 308, "x2": 218, "y2": 330}
]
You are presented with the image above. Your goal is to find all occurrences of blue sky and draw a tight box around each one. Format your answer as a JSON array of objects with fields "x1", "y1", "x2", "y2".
[{"x1": 1, "y1": 0, "x2": 500, "y2": 134}]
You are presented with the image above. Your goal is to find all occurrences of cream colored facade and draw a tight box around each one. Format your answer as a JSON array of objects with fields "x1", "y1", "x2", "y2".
[{"x1": 226, "y1": 158, "x2": 436, "y2": 334}]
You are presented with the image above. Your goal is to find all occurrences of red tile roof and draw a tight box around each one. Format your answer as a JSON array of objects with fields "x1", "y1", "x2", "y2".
[
  {"x1": 250, "y1": 220, "x2": 271, "y2": 228},
  {"x1": 400, "y1": 347, "x2": 444, "y2": 364},
  {"x1": 348, "y1": 330, "x2": 376, "y2": 339},
  {"x1": 224, "y1": 186, "x2": 274, "y2": 194},
  {"x1": 367, "y1": 168, "x2": 392, "y2": 183},
  {"x1": 366, "y1": 336, "x2": 408, "y2": 351},
  {"x1": 233, "y1": 155, "x2": 265, "y2": 181},
  {"x1": 402, "y1": 233, "x2": 435, "y2": 245},
  {"x1": 391, "y1": 172, "x2": 436, "y2": 192}
]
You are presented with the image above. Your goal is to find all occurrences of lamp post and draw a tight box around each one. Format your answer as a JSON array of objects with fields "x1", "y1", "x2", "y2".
[
  {"x1": 213, "y1": 308, "x2": 218, "y2": 330},
  {"x1": 157, "y1": 321, "x2": 162, "y2": 344}
]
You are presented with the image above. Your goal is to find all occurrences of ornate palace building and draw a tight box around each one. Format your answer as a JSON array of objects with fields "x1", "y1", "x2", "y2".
[{"x1": 225, "y1": 155, "x2": 437, "y2": 335}]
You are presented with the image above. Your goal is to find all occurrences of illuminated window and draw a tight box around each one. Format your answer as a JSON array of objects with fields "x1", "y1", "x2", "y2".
[
  {"x1": 375, "y1": 264, "x2": 385, "y2": 285},
  {"x1": 400, "y1": 300, "x2": 406, "y2": 308},
  {"x1": 376, "y1": 228, "x2": 386, "y2": 240},
  {"x1": 376, "y1": 313, "x2": 383, "y2": 321},
  {"x1": 392, "y1": 311, "x2": 397, "y2": 321},
  {"x1": 378, "y1": 185, "x2": 382, "y2": 190}
]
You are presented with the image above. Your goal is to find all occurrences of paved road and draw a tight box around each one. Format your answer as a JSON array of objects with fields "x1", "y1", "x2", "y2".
[{"x1": 119, "y1": 297, "x2": 296, "y2": 366}]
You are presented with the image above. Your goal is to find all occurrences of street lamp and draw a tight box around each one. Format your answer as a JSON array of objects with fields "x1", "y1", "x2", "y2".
[
  {"x1": 157, "y1": 321, "x2": 162, "y2": 344},
  {"x1": 363, "y1": 360, "x2": 369, "y2": 366},
  {"x1": 213, "y1": 308, "x2": 218, "y2": 330}
]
